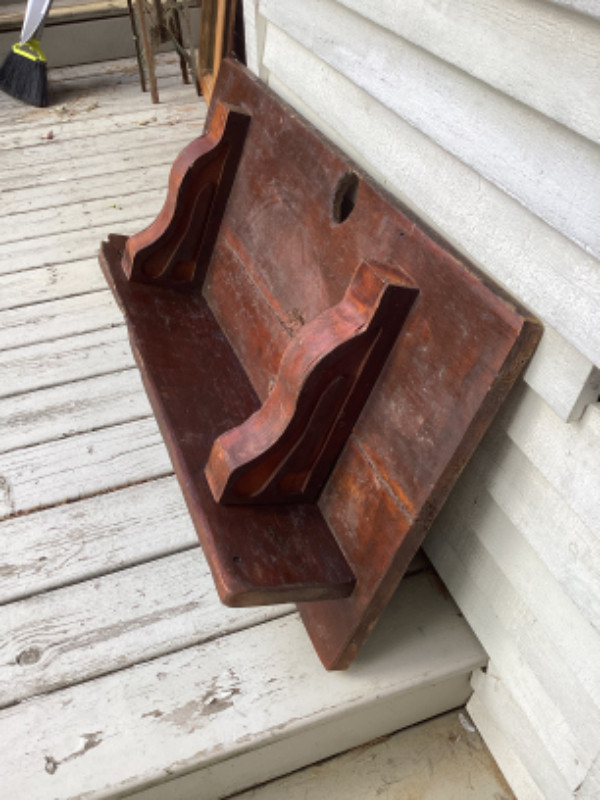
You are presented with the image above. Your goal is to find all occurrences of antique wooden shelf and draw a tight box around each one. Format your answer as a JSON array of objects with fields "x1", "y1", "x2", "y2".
[{"x1": 99, "y1": 58, "x2": 541, "y2": 669}]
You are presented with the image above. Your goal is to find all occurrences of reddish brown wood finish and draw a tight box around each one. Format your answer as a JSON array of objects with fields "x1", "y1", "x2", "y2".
[
  {"x1": 99, "y1": 59, "x2": 541, "y2": 669},
  {"x1": 206, "y1": 261, "x2": 419, "y2": 505},
  {"x1": 122, "y1": 102, "x2": 250, "y2": 288},
  {"x1": 101, "y1": 234, "x2": 356, "y2": 607}
]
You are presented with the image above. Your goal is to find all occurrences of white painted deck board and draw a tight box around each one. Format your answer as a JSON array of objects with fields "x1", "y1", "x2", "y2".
[
  {"x1": 0, "y1": 416, "x2": 172, "y2": 518},
  {"x1": 0, "y1": 327, "x2": 133, "y2": 398},
  {"x1": 0, "y1": 548, "x2": 293, "y2": 709},
  {"x1": 0, "y1": 476, "x2": 196, "y2": 604},
  {"x1": 0, "y1": 573, "x2": 485, "y2": 800},
  {"x1": 0, "y1": 368, "x2": 151, "y2": 453},
  {"x1": 0, "y1": 290, "x2": 122, "y2": 349}
]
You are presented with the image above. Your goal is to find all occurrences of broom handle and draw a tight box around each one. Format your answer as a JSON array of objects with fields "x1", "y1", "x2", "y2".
[{"x1": 20, "y1": 0, "x2": 54, "y2": 44}]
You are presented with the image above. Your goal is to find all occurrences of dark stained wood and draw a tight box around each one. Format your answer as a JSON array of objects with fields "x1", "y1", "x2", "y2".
[
  {"x1": 99, "y1": 59, "x2": 542, "y2": 669},
  {"x1": 206, "y1": 261, "x2": 419, "y2": 505},
  {"x1": 122, "y1": 102, "x2": 250, "y2": 288},
  {"x1": 100, "y1": 234, "x2": 356, "y2": 607}
]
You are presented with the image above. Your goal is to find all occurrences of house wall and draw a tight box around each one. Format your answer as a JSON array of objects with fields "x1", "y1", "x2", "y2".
[{"x1": 242, "y1": 1, "x2": 600, "y2": 797}]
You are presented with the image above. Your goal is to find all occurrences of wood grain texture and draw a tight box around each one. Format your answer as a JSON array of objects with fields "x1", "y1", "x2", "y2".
[
  {"x1": 0, "y1": 417, "x2": 172, "y2": 519},
  {"x1": 0, "y1": 476, "x2": 195, "y2": 604},
  {"x1": 101, "y1": 235, "x2": 356, "y2": 607},
  {"x1": 206, "y1": 261, "x2": 419, "y2": 504},
  {"x1": 103, "y1": 59, "x2": 540, "y2": 668},
  {"x1": 123, "y1": 103, "x2": 251, "y2": 286},
  {"x1": 0, "y1": 327, "x2": 133, "y2": 399},
  {"x1": 0, "y1": 549, "x2": 291, "y2": 709}
]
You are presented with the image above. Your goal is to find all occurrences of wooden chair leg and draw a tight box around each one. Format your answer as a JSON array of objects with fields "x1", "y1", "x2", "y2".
[{"x1": 135, "y1": 0, "x2": 159, "y2": 103}]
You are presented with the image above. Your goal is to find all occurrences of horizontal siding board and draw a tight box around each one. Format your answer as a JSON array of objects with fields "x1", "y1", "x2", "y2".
[
  {"x1": 430, "y1": 463, "x2": 600, "y2": 707},
  {"x1": 335, "y1": 0, "x2": 600, "y2": 144},
  {"x1": 261, "y1": 0, "x2": 600, "y2": 258},
  {"x1": 0, "y1": 417, "x2": 172, "y2": 519},
  {"x1": 0, "y1": 217, "x2": 152, "y2": 274},
  {"x1": 262, "y1": 26, "x2": 600, "y2": 370},
  {"x1": 0, "y1": 549, "x2": 292, "y2": 708},
  {"x1": 0, "y1": 572, "x2": 485, "y2": 800},
  {"x1": 425, "y1": 504, "x2": 598, "y2": 787},
  {"x1": 469, "y1": 668, "x2": 571, "y2": 800},
  {"x1": 0, "y1": 476, "x2": 196, "y2": 604},
  {"x1": 499, "y1": 386, "x2": 600, "y2": 535},
  {"x1": 467, "y1": 692, "x2": 546, "y2": 800},
  {"x1": 523, "y1": 326, "x2": 600, "y2": 422},
  {"x1": 478, "y1": 422, "x2": 600, "y2": 633}
]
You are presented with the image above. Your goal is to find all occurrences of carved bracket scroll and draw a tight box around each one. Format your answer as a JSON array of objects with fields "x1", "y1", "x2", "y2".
[
  {"x1": 206, "y1": 262, "x2": 419, "y2": 505},
  {"x1": 122, "y1": 102, "x2": 250, "y2": 288}
]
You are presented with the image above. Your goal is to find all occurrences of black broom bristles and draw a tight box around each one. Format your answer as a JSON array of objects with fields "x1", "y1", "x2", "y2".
[{"x1": 0, "y1": 40, "x2": 48, "y2": 107}]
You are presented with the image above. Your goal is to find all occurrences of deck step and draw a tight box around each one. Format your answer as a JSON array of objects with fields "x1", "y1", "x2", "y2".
[{"x1": 0, "y1": 568, "x2": 485, "y2": 800}]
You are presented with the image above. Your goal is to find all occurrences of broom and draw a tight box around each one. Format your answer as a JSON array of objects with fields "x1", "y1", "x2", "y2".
[{"x1": 0, "y1": 0, "x2": 53, "y2": 107}]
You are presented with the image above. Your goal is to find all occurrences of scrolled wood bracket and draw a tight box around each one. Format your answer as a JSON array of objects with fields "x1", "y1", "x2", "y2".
[
  {"x1": 205, "y1": 261, "x2": 420, "y2": 505},
  {"x1": 121, "y1": 102, "x2": 250, "y2": 288}
]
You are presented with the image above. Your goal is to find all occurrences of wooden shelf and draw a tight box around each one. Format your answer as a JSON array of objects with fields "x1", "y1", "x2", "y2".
[{"x1": 99, "y1": 58, "x2": 541, "y2": 670}]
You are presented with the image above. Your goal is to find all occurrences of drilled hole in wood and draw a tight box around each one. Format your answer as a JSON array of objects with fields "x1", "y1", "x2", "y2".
[{"x1": 333, "y1": 172, "x2": 359, "y2": 224}]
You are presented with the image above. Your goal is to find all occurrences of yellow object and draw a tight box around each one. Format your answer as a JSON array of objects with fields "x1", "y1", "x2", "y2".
[{"x1": 13, "y1": 39, "x2": 46, "y2": 62}]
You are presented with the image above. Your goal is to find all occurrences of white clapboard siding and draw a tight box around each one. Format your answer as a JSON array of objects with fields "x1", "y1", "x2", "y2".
[
  {"x1": 425, "y1": 510, "x2": 596, "y2": 789},
  {"x1": 432, "y1": 447, "x2": 600, "y2": 704},
  {"x1": 0, "y1": 476, "x2": 196, "y2": 604},
  {"x1": 0, "y1": 368, "x2": 151, "y2": 453},
  {"x1": 261, "y1": 0, "x2": 600, "y2": 259},
  {"x1": 523, "y1": 326, "x2": 600, "y2": 422},
  {"x1": 499, "y1": 386, "x2": 600, "y2": 535},
  {"x1": 336, "y1": 0, "x2": 600, "y2": 145},
  {"x1": 0, "y1": 291, "x2": 122, "y2": 350},
  {"x1": 469, "y1": 667, "x2": 573, "y2": 799},
  {"x1": 577, "y1": 756, "x2": 600, "y2": 800},
  {"x1": 0, "y1": 417, "x2": 172, "y2": 519},
  {"x1": 548, "y1": 0, "x2": 600, "y2": 21},
  {"x1": 260, "y1": 26, "x2": 600, "y2": 371},
  {"x1": 0, "y1": 572, "x2": 485, "y2": 800},
  {"x1": 0, "y1": 326, "x2": 133, "y2": 398},
  {"x1": 0, "y1": 549, "x2": 292, "y2": 708},
  {"x1": 0, "y1": 258, "x2": 110, "y2": 311},
  {"x1": 477, "y1": 426, "x2": 600, "y2": 633},
  {"x1": 467, "y1": 691, "x2": 547, "y2": 800}
]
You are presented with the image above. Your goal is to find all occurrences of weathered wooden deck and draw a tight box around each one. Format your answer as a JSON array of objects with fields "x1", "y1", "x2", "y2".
[{"x1": 0, "y1": 54, "x2": 492, "y2": 799}]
